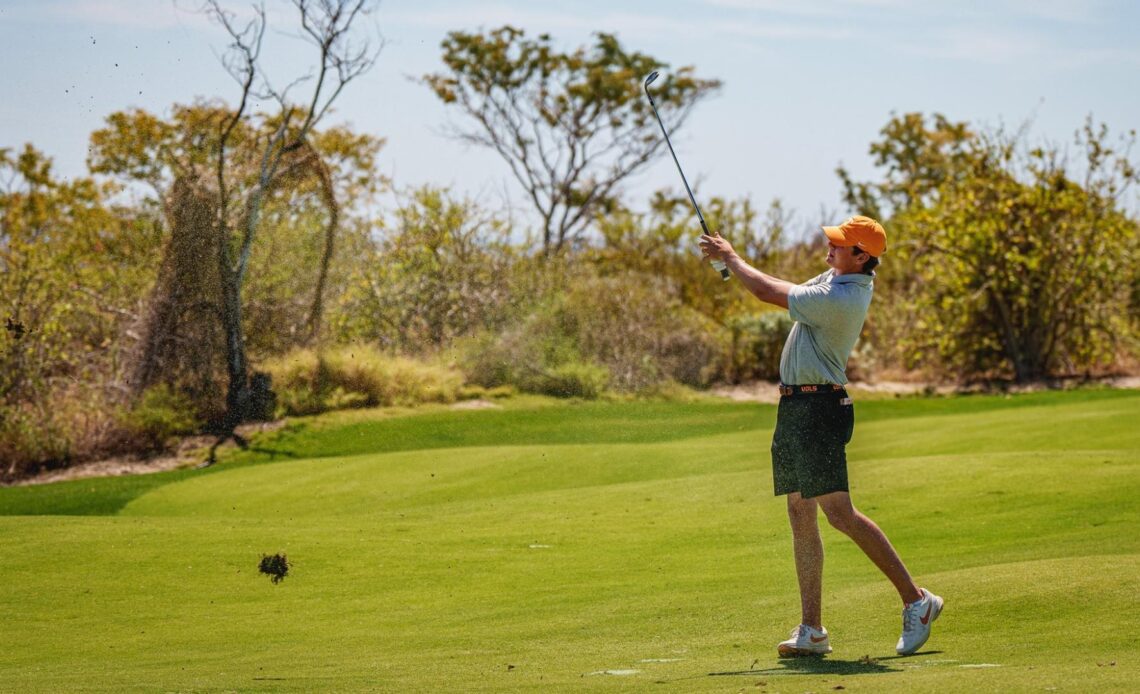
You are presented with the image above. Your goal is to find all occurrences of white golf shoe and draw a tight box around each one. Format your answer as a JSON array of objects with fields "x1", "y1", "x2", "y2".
[
  {"x1": 777, "y1": 624, "x2": 832, "y2": 657},
  {"x1": 896, "y1": 588, "x2": 943, "y2": 655}
]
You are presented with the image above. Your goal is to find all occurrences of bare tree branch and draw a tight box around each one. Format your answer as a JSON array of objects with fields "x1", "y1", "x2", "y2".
[{"x1": 197, "y1": 0, "x2": 381, "y2": 463}]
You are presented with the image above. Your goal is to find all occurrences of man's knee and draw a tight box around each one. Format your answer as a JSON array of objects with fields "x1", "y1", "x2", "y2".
[
  {"x1": 823, "y1": 510, "x2": 855, "y2": 534},
  {"x1": 786, "y1": 493, "x2": 817, "y2": 527},
  {"x1": 818, "y1": 494, "x2": 857, "y2": 534}
]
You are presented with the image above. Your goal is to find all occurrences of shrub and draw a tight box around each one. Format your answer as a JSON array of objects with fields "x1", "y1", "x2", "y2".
[
  {"x1": 522, "y1": 362, "x2": 610, "y2": 400},
  {"x1": 261, "y1": 345, "x2": 463, "y2": 416},
  {"x1": 262, "y1": 349, "x2": 325, "y2": 416},
  {"x1": 116, "y1": 384, "x2": 201, "y2": 453},
  {"x1": 458, "y1": 269, "x2": 726, "y2": 394},
  {"x1": 0, "y1": 404, "x2": 71, "y2": 481},
  {"x1": 456, "y1": 332, "x2": 515, "y2": 390},
  {"x1": 455, "y1": 306, "x2": 580, "y2": 390},
  {"x1": 637, "y1": 379, "x2": 706, "y2": 402},
  {"x1": 329, "y1": 187, "x2": 518, "y2": 354},
  {"x1": 727, "y1": 311, "x2": 794, "y2": 382},
  {"x1": 560, "y1": 272, "x2": 724, "y2": 391},
  {"x1": 1, "y1": 378, "x2": 205, "y2": 480},
  {"x1": 0, "y1": 382, "x2": 195, "y2": 481}
]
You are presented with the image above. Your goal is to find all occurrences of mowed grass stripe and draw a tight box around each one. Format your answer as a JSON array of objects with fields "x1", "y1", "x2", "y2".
[
  {"x1": 1, "y1": 389, "x2": 1136, "y2": 517},
  {"x1": 221, "y1": 387, "x2": 1140, "y2": 463}
]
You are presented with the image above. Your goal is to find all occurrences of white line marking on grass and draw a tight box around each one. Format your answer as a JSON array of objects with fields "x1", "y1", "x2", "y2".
[
  {"x1": 586, "y1": 669, "x2": 641, "y2": 676},
  {"x1": 960, "y1": 663, "x2": 1002, "y2": 668},
  {"x1": 638, "y1": 658, "x2": 684, "y2": 663},
  {"x1": 528, "y1": 544, "x2": 552, "y2": 549}
]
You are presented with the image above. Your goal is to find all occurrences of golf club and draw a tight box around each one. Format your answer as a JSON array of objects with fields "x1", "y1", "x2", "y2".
[{"x1": 643, "y1": 70, "x2": 730, "y2": 281}]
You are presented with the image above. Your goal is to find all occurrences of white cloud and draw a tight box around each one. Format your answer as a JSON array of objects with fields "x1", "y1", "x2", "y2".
[
  {"x1": 697, "y1": 0, "x2": 1138, "y2": 66},
  {"x1": 383, "y1": 4, "x2": 595, "y2": 32},
  {"x1": 387, "y1": 4, "x2": 854, "y2": 43},
  {"x1": 992, "y1": 0, "x2": 1108, "y2": 24},
  {"x1": 890, "y1": 23, "x2": 1140, "y2": 68},
  {"x1": 703, "y1": 0, "x2": 1121, "y2": 24},
  {"x1": 701, "y1": 0, "x2": 914, "y2": 18},
  {"x1": 901, "y1": 26, "x2": 1042, "y2": 64}
]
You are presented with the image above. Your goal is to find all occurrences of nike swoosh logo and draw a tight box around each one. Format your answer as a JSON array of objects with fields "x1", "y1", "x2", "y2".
[
  {"x1": 920, "y1": 604, "x2": 933, "y2": 625},
  {"x1": 810, "y1": 635, "x2": 828, "y2": 643}
]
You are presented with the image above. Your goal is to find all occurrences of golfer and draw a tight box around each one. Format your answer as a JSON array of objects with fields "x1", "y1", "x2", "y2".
[{"x1": 699, "y1": 216, "x2": 942, "y2": 657}]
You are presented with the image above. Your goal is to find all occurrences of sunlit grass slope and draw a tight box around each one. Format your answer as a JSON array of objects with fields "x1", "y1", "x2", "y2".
[{"x1": 1, "y1": 389, "x2": 1137, "y2": 692}]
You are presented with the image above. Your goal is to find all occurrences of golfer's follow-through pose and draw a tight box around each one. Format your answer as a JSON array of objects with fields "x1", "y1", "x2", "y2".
[{"x1": 700, "y1": 216, "x2": 943, "y2": 657}]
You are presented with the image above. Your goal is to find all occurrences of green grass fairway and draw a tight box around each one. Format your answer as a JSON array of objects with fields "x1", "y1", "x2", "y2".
[{"x1": 2, "y1": 389, "x2": 1138, "y2": 692}]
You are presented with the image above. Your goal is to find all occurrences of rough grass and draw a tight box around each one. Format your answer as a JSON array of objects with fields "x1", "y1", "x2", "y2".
[
  {"x1": 1, "y1": 388, "x2": 1137, "y2": 692},
  {"x1": 261, "y1": 345, "x2": 463, "y2": 416}
]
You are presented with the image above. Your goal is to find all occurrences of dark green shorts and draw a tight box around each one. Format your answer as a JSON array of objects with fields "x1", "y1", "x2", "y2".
[{"x1": 771, "y1": 389, "x2": 855, "y2": 499}]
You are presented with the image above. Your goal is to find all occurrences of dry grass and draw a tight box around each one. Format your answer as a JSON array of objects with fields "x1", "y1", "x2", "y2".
[{"x1": 261, "y1": 345, "x2": 464, "y2": 416}]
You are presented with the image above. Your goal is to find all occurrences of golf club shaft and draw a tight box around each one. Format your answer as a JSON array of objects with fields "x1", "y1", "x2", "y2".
[{"x1": 644, "y1": 84, "x2": 730, "y2": 281}]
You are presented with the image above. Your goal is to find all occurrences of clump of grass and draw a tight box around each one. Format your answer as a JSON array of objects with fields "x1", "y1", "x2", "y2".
[
  {"x1": 456, "y1": 384, "x2": 517, "y2": 401},
  {"x1": 261, "y1": 345, "x2": 463, "y2": 417},
  {"x1": 521, "y1": 362, "x2": 610, "y2": 400}
]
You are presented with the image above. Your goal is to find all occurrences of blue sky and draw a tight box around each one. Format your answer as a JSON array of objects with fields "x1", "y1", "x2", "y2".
[{"x1": 2, "y1": 0, "x2": 1138, "y2": 234}]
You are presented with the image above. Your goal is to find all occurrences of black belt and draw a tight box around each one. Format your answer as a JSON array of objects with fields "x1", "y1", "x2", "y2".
[{"x1": 778, "y1": 383, "x2": 846, "y2": 397}]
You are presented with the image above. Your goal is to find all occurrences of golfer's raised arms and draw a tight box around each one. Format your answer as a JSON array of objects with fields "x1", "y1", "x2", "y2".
[{"x1": 698, "y1": 233, "x2": 795, "y2": 309}]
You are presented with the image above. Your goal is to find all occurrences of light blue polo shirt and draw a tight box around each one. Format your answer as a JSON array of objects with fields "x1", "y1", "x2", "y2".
[{"x1": 779, "y1": 269, "x2": 874, "y2": 385}]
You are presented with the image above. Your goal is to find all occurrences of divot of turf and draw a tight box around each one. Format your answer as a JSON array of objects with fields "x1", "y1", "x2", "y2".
[{"x1": 258, "y1": 553, "x2": 290, "y2": 583}]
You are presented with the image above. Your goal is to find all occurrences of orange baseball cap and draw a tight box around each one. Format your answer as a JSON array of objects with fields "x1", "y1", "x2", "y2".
[{"x1": 822, "y1": 215, "x2": 887, "y2": 257}]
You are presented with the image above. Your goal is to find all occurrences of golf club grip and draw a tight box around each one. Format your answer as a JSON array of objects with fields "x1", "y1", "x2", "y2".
[{"x1": 698, "y1": 220, "x2": 731, "y2": 281}]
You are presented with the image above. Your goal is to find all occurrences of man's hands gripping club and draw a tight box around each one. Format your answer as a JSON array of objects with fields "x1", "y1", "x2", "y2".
[
  {"x1": 699, "y1": 232, "x2": 795, "y2": 309},
  {"x1": 699, "y1": 232, "x2": 735, "y2": 265}
]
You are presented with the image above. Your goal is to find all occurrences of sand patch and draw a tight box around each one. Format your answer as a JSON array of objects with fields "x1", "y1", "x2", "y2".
[{"x1": 450, "y1": 399, "x2": 501, "y2": 410}]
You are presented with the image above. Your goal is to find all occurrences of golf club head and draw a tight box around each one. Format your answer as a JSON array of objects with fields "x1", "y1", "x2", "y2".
[{"x1": 643, "y1": 71, "x2": 660, "y2": 88}]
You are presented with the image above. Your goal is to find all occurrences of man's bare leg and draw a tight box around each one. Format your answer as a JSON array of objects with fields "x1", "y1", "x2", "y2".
[
  {"x1": 786, "y1": 492, "x2": 824, "y2": 628},
  {"x1": 815, "y1": 491, "x2": 922, "y2": 604}
]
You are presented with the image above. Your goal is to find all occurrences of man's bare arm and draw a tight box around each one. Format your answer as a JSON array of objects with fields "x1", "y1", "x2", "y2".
[
  {"x1": 723, "y1": 254, "x2": 795, "y2": 309},
  {"x1": 699, "y1": 234, "x2": 795, "y2": 309}
]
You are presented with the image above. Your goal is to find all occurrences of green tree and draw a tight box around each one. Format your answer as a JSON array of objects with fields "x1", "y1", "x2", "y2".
[
  {"x1": 1, "y1": 145, "x2": 160, "y2": 476},
  {"x1": 838, "y1": 112, "x2": 974, "y2": 220},
  {"x1": 422, "y1": 26, "x2": 720, "y2": 253},
  {"x1": 844, "y1": 114, "x2": 1140, "y2": 382}
]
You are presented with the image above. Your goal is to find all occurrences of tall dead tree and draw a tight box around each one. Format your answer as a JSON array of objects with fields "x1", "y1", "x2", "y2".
[{"x1": 203, "y1": 0, "x2": 380, "y2": 461}]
